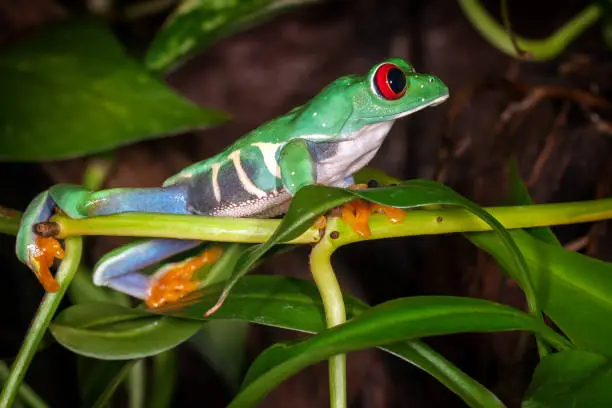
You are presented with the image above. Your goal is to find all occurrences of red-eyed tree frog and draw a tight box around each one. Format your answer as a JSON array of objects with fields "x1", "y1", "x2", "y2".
[{"x1": 16, "y1": 58, "x2": 449, "y2": 309}]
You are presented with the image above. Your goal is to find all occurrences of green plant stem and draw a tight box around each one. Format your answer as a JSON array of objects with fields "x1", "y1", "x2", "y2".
[
  {"x1": 53, "y1": 213, "x2": 321, "y2": 243},
  {"x1": 309, "y1": 237, "x2": 346, "y2": 408},
  {"x1": 0, "y1": 361, "x2": 48, "y2": 408},
  {"x1": 82, "y1": 154, "x2": 115, "y2": 191},
  {"x1": 53, "y1": 198, "x2": 612, "y2": 243},
  {"x1": 0, "y1": 237, "x2": 83, "y2": 408},
  {"x1": 500, "y1": 0, "x2": 526, "y2": 57},
  {"x1": 128, "y1": 360, "x2": 145, "y2": 408},
  {"x1": 0, "y1": 206, "x2": 21, "y2": 235},
  {"x1": 458, "y1": 0, "x2": 602, "y2": 60}
]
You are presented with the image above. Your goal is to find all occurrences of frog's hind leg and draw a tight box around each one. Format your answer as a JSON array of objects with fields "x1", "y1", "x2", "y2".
[
  {"x1": 16, "y1": 183, "x2": 191, "y2": 292},
  {"x1": 93, "y1": 238, "x2": 223, "y2": 308},
  {"x1": 85, "y1": 184, "x2": 189, "y2": 216}
]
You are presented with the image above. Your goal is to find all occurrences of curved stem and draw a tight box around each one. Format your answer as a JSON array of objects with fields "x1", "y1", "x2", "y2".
[
  {"x1": 309, "y1": 236, "x2": 346, "y2": 408},
  {"x1": 458, "y1": 0, "x2": 602, "y2": 60},
  {"x1": 0, "y1": 237, "x2": 83, "y2": 407},
  {"x1": 500, "y1": 0, "x2": 526, "y2": 57}
]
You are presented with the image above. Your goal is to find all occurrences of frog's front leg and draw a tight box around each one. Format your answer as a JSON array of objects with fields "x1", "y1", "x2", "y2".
[{"x1": 279, "y1": 139, "x2": 317, "y2": 194}]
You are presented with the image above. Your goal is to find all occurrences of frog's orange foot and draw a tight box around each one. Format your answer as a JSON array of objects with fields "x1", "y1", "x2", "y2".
[
  {"x1": 340, "y1": 183, "x2": 372, "y2": 236},
  {"x1": 341, "y1": 184, "x2": 406, "y2": 237},
  {"x1": 313, "y1": 215, "x2": 327, "y2": 230},
  {"x1": 29, "y1": 236, "x2": 64, "y2": 292},
  {"x1": 146, "y1": 246, "x2": 223, "y2": 309},
  {"x1": 371, "y1": 203, "x2": 406, "y2": 224},
  {"x1": 341, "y1": 199, "x2": 373, "y2": 237}
]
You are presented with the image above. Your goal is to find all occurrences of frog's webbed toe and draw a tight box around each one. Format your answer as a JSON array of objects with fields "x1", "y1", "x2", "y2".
[
  {"x1": 92, "y1": 238, "x2": 222, "y2": 308},
  {"x1": 15, "y1": 191, "x2": 63, "y2": 292},
  {"x1": 16, "y1": 185, "x2": 94, "y2": 292},
  {"x1": 146, "y1": 246, "x2": 223, "y2": 308},
  {"x1": 339, "y1": 183, "x2": 406, "y2": 237}
]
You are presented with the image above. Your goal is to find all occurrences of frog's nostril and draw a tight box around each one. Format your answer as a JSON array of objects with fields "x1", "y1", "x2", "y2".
[{"x1": 429, "y1": 77, "x2": 449, "y2": 97}]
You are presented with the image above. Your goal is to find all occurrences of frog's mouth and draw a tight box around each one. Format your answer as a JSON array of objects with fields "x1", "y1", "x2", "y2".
[
  {"x1": 361, "y1": 93, "x2": 449, "y2": 121},
  {"x1": 389, "y1": 94, "x2": 449, "y2": 120},
  {"x1": 430, "y1": 94, "x2": 449, "y2": 106}
]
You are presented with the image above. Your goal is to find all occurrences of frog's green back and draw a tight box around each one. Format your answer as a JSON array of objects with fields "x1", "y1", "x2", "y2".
[{"x1": 162, "y1": 108, "x2": 302, "y2": 187}]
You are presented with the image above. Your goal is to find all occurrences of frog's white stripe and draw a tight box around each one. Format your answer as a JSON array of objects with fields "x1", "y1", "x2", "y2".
[
  {"x1": 302, "y1": 134, "x2": 331, "y2": 141},
  {"x1": 211, "y1": 163, "x2": 221, "y2": 202},
  {"x1": 252, "y1": 142, "x2": 281, "y2": 178},
  {"x1": 228, "y1": 150, "x2": 267, "y2": 198}
]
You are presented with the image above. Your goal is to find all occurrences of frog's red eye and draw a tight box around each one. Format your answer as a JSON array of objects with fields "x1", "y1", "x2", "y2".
[{"x1": 373, "y1": 63, "x2": 407, "y2": 100}]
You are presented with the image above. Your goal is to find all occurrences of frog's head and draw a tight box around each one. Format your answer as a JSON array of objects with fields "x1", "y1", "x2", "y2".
[
  {"x1": 351, "y1": 57, "x2": 448, "y2": 126},
  {"x1": 294, "y1": 57, "x2": 449, "y2": 140}
]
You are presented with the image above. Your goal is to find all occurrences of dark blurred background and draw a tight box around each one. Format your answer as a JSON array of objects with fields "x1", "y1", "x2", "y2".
[{"x1": 1, "y1": 0, "x2": 611, "y2": 406}]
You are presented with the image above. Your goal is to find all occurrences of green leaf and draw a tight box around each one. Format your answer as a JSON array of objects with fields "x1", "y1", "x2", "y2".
[
  {"x1": 0, "y1": 19, "x2": 228, "y2": 162},
  {"x1": 145, "y1": 0, "x2": 322, "y2": 72},
  {"x1": 156, "y1": 275, "x2": 506, "y2": 407},
  {"x1": 468, "y1": 229, "x2": 612, "y2": 357},
  {"x1": 523, "y1": 350, "x2": 612, "y2": 408},
  {"x1": 50, "y1": 303, "x2": 204, "y2": 359},
  {"x1": 65, "y1": 276, "x2": 504, "y2": 407},
  {"x1": 229, "y1": 296, "x2": 566, "y2": 407},
  {"x1": 78, "y1": 358, "x2": 137, "y2": 408},
  {"x1": 68, "y1": 266, "x2": 130, "y2": 306},
  {"x1": 211, "y1": 180, "x2": 536, "y2": 325}
]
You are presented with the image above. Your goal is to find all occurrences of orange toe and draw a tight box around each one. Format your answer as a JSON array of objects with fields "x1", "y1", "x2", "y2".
[
  {"x1": 146, "y1": 246, "x2": 223, "y2": 308},
  {"x1": 341, "y1": 200, "x2": 372, "y2": 237},
  {"x1": 353, "y1": 199, "x2": 372, "y2": 237},
  {"x1": 371, "y1": 204, "x2": 406, "y2": 224},
  {"x1": 31, "y1": 236, "x2": 64, "y2": 292},
  {"x1": 347, "y1": 183, "x2": 368, "y2": 190},
  {"x1": 313, "y1": 215, "x2": 327, "y2": 230},
  {"x1": 340, "y1": 184, "x2": 404, "y2": 237}
]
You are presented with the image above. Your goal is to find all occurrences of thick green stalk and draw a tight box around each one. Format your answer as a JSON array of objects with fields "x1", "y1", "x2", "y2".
[
  {"x1": 458, "y1": 0, "x2": 602, "y2": 60},
  {"x1": 128, "y1": 360, "x2": 145, "y2": 408},
  {"x1": 52, "y1": 198, "x2": 612, "y2": 243},
  {"x1": 309, "y1": 236, "x2": 346, "y2": 408},
  {"x1": 0, "y1": 237, "x2": 83, "y2": 407},
  {"x1": 53, "y1": 213, "x2": 321, "y2": 243}
]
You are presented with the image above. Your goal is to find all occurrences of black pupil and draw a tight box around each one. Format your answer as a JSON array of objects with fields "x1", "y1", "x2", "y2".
[{"x1": 387, "y1": 67, "x2": 406, "y2": 94}]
